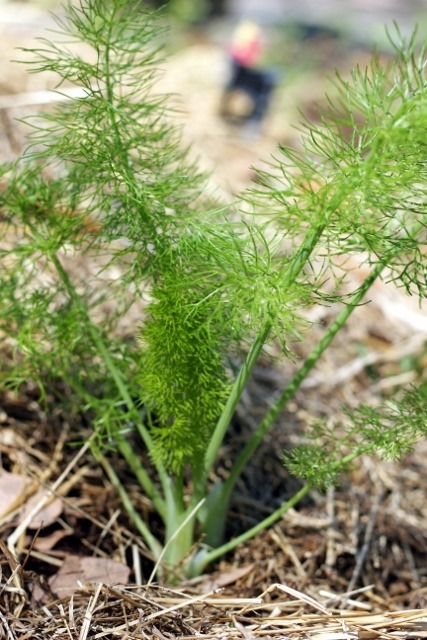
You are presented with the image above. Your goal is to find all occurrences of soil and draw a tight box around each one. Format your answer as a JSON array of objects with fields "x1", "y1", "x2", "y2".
[{"x1": 0, "y1": 4, "x2": 426, "y2": 638}]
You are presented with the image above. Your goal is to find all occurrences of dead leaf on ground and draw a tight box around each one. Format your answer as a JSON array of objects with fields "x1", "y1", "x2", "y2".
[
  {"x1": 30, "y1": 528, "x2": 71, "y2": 552},
  {"x1": 0, "y1": 427, "x2": 21, "y2": 446},
  {"x1": 0, "y1": 470, "x2": 34, "y2": 522},
  {"x1": 197, "y1": 563, "x2": 255, "y2": 592},
  {"x1": 48, "y1": 554, "x2": 131, "y2": 597},
  {"x1": 18, "y1": 488, "x2": 64, "y2": 529}
]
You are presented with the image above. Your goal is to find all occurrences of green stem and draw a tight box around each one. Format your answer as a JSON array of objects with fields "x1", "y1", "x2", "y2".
[
  {"x1": 190, "y1": 448, "x2": 364, "y2": 577},
  {"x1": 200, "y1": 320, "x2": 272, "y2": 490},
  {"x1": 98, "y1": 452, "x2": 163, "y2": 558},
  {"x1": 49, "y1": 250, "x2": 170, "y2": 516},
  {"x1": 190, "y1": 482, "x2": 312, "y2": 576},
  {"x1": 200, "y1": 225, "x2": 326, "y2": 490},
  {"x1": 104, "y1": 15, "x2": 132, "y2": 172},
  {"x1": 222, "y1": 260, "x2": 385, "y2": 500},
  {"x1": 162, "y1": 490, "x2": 200, "y2": 577},
  {"x1": 115, "y1": 434, "x2": 167, "y2": 521},
  {"x1": 55, "y1": 369, "x2": 167, "y2": 520}
]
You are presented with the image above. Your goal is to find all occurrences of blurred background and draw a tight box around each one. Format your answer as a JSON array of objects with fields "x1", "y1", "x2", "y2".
[
  {"x1": 0, "y1": 0, "x2": 426, "y2": 195},
  {"x1": 1, "y1": 0, "x2": 425, "y2": 39}
]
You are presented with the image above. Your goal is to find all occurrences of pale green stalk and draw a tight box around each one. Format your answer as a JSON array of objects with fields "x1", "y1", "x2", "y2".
[
  {"x1": 98, "y1": 452, "x2": 163, "y2": 557},
  {"x1": 198, "y1": 260, "x2": 385, "y2": 548},
  {"x1": 221, "y1": 261, "x2": 385, "y2": 500},
  {"x1": 114, "y1": 434, "x2": 167, "y2": 522},
  {"x1": 149, "y1": 497, "x2": 205, "y2": 583},
  {"x1": 200, "y1": 225, "x2": 326, "y2": 492},
  {"x1": 190, "y1": 447, "x2": 366, "y2": 577},
  {"x1": 48, "y1": 249, "x2": 170, "y2": 518}
]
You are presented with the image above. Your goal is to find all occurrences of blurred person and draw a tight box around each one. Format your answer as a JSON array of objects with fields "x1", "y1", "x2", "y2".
[{"x1": 220, "y1": 20, "x2": 277, "y2": 132}]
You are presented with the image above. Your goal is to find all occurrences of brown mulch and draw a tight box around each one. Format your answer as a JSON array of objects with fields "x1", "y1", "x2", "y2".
[
  {"x1": 0, "y1": 360, "x2": 426, "y2": 638},
  {"x1": 1, "y1": 558, "x2": 427, "y2": 639}
]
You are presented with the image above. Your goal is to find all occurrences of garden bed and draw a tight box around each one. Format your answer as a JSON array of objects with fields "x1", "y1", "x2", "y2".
[{"x1": 0, "y1": 4, "x2": 426, "y2": 637}]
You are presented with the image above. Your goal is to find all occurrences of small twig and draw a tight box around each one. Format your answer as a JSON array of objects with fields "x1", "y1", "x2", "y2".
[
  {"x1": 320, "y1": 584, "x2": 375, "y2": 610},
  {"x1": 302, "y1": 333, "x2": 427, "y2": 389},
  {"x1": 258, "y1": 583, "x2": 332, "y2": 615},
  {"x1": 79, "y1": 583, "x2": 103, "y2": 640},
  {"x1": 7, "y1": 438, "x2": 93, "y2": 556},
  {"x1": 269, "y1": 526, "x2": 307, "y2": 581},
  {"x1": 347, "y1": 484, "x2": 386, "y2": 595},
  {"x1": 372, "y1": 370, "x2": 417, "y2": 391},
  {"x1": 57, "y1": 602, "x2": 74, "y2": 640},
  {"x1": 20, "y1": 523, "x2": 44, "y2": 571},
  {"x1": 402, "y1": 541, "x2": 421, "y2": 588},
  {"x1": 93, "y1": 589, "x2": 238, "y2": 639},
  {"x1": 94, "y1": 509, "x2": 121, "y2": 550},
  {"x1": 0, "y1": 609, "x2": 16, "y2": 640},
  {"x1": 233, "y1": 617, "x2": 256, "y2": 640},
  {"x1": 19, "y1": 549, "x2": 63, "y2": 567},
  {"x1": 325, "y1": 486, "x2": 338, "y2": 568},
  {"x1": 146, "y1": 498, "x2": 206, "y2": 587},
  {"x1": 132, "y1": 544, "x2": 143, "y2": 586}
]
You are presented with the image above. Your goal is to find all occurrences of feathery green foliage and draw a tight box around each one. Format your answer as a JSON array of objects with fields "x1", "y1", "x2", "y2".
[
  {"x1": 285, "y1": 381, "x2": 427, "y2": 487},
  {"x1": 0, "y1": 1, "x2": 426, "y2": 581}
]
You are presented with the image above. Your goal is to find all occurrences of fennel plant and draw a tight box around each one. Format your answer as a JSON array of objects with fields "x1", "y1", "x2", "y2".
[{"x1": 0, "y1": 0, "x2": 426, "y2": 580}]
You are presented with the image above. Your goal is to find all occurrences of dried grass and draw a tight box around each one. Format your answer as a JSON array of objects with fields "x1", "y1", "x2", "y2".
[{"x1": 1, "y1": 567, "x2": 427, "y2": 640}]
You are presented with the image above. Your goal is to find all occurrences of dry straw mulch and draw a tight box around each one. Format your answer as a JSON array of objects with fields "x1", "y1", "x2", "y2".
[
  {"x1": 1, "y1": 564, "x2": 427, "y2": 640},
  {"x1": 0, "y1": 405, "x2": 426, "y2": 639}
]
